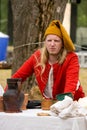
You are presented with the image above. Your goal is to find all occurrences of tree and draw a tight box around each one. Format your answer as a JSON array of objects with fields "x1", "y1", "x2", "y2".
[{"x1": 10, "y1": 0, "x2": 68, "y2": 92}]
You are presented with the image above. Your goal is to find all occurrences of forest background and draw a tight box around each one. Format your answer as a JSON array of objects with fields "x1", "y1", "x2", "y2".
[{"x1": 0, "y1": 0, "x2": 87, "y2": 99}]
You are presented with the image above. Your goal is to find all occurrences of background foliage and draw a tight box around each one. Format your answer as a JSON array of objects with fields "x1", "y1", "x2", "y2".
[
  {"x1": 0, "y1": 0, "x2": 87, "y2": 34},
  {"x1": 0, "y1": 0, "x2": 8, "y2": 33},
  {"x1": 77, "y1": 0, "x2": 87, "y2": 27}
]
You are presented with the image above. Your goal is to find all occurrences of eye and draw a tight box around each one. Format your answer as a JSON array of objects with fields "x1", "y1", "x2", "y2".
[
  {"x1": 47, "y1": 39, "x2": 52, "y2": 42},
  {"x1": 55, "y1": 39, "x2": 62, "y2": 43},
  {"x1": 54, "y1": 40, "x2": 59, "y2": 42}
]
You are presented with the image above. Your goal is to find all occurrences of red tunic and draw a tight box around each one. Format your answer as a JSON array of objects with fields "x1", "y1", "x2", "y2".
[{"x1": 7, "y1": 49, "x2": 85, "y2": 100}]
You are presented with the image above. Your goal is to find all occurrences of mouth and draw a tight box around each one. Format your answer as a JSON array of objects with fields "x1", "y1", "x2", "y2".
[{"x1": 50, "y1": 48, "x2": 56, "y2": 51}]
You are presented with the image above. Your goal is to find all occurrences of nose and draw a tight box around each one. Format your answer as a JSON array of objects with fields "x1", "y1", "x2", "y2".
[{"x1": 50, "y1": 40, "x2": 55, "y2": 46}]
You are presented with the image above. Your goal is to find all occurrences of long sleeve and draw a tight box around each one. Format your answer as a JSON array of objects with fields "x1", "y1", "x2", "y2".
[
  {"x1": 64, "y1": 53, "x2": 79, "y2": 94},
  {"x1": 52, "y1": 52, "x2": 85, "y2": 100},
  {"x1": 12, "y1": 50, "x2": 41, "y2": 82},
  {"x1": 4, "y1": 50, "x2": 41, "y2": 91},
  {"x1": 12, "y1": 54, "x2": 35, "y2": 82}
]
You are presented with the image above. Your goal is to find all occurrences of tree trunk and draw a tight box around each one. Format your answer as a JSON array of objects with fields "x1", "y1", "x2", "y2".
[{"x1": 10, "y1": 0, "x2": 68, "y2": 92}]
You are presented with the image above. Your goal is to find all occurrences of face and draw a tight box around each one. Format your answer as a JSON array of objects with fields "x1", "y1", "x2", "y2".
[{"x1": 45, "y1": 34, "x2": 63, "y2": 55}]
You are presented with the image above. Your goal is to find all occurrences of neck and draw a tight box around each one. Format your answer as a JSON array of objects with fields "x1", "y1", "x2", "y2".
[{"x1": 48, "y1": 54, "x2": 58, "y2": 64}]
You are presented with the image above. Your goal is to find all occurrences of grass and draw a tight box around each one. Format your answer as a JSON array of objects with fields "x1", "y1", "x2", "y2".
[
  {"x1": 0, "y1": 69, "x2": 11, "y2": 88},
  {"x1": 79, "y1": 68, "x2": 87, "y2": 96},
  {"x1": 0, "y1": 68, "x2": 87, "y2": 98}
]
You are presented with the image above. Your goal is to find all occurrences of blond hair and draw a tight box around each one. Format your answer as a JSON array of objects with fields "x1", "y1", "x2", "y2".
[{"x1": 39, "y1": 44, "x2": 68, "y2": 74}]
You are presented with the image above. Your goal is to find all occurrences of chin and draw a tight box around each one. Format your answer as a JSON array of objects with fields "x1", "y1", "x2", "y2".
[{"x1": 49, "y1": 52, "x2": 58, "y2": 55}]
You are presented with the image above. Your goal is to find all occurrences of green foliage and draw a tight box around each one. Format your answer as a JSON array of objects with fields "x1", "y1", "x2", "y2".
[
  {"x1": 0, "y1": 0, "x2": 8, "y2": 33},
  {"x1": 0, "y1": 0, "x2": 87, "y2": 34},
  {"x1": 77, "y1": 0, "x2": 87, "y2": 27}
]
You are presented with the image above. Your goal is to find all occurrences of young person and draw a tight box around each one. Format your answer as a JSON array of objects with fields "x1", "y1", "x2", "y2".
[{"x1": 5, "y1": 20, "x2": 85, "y2": 100}]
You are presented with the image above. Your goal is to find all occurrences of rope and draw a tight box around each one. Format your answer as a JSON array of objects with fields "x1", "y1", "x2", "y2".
[
  {"x1": 13, "y1": 42, "x2": 87, "y2": 50},
  {"x1": 75, "y1": 44, "x2": 87, "y2": 50},
  {"x1": 14, "y1": 42, "x2": 44, "y2": 50}
]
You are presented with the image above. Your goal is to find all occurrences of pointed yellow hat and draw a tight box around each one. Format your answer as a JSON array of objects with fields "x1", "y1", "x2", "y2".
[{"x1": 44, "y1": 20, "x2": 75, "y2": 51}]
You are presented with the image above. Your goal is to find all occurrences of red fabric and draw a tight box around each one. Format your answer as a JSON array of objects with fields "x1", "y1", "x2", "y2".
[{"x1": 5, "y1": 49, "x2": 85, "y2": 100}]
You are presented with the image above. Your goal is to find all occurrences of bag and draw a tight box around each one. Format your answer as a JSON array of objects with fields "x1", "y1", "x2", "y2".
[{"x1": 26, "y1": 100, "x2": 41, "y2": 109}]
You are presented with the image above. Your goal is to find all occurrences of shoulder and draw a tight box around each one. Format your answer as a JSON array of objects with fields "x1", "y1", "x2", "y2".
[
  {"x1": 30, "y1": 49, "x2": 41, "y2": 64},
  {"x1": 66, "y1": 52, "x2": 78, "y2": 60},
  {"x1": 64, "y1": 52, "x2": 79, "y2": 66},
  {"x1": 33, "y1": 49, "x2": 41, "y2": 58}
]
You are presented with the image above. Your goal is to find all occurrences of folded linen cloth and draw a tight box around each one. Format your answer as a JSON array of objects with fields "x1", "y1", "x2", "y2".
[
  {"x1": 50, "y1": 96, "x2": 87, "y2": 119},
  {"x1": 78, "y1": 97, "x2": 87, "y2": 108},
  {"x1": 59, "y1": 101, "x2": 79, "y2": 118},
  {"x1": 50, "y1": 96, "x2": 73, "y2": 115}
]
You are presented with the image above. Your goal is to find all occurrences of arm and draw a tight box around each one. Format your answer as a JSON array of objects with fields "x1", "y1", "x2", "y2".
[
  {"x1": 4, "y1": 53, "x2": 36, "y2": 91},
  {"x1": 64, "y1": 53, "x2": 80, "y2": 95},
  {"x1": 12, "y1": 54, "x2": 35, "y2": 82}
]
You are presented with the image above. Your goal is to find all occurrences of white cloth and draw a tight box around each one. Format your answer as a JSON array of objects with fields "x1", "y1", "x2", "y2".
[
  {"x1": 78, "y1": 97, "x2": 87, "y2": 108},
  {"x1": 0, "y1": 84, "x2": 4, "y2": 96},
  {"x1": 0, "y1": 109, "x2": 87, "y2": 130},
  {"x1": 50, "y1": 96, "x2": 73, "y2": 114},
  {"x1": 44, "y1": 66, "x2": 53, "y2": 98},
  {"x1": 50, "y1": 96, "x2": 87, "y2": 119}
]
